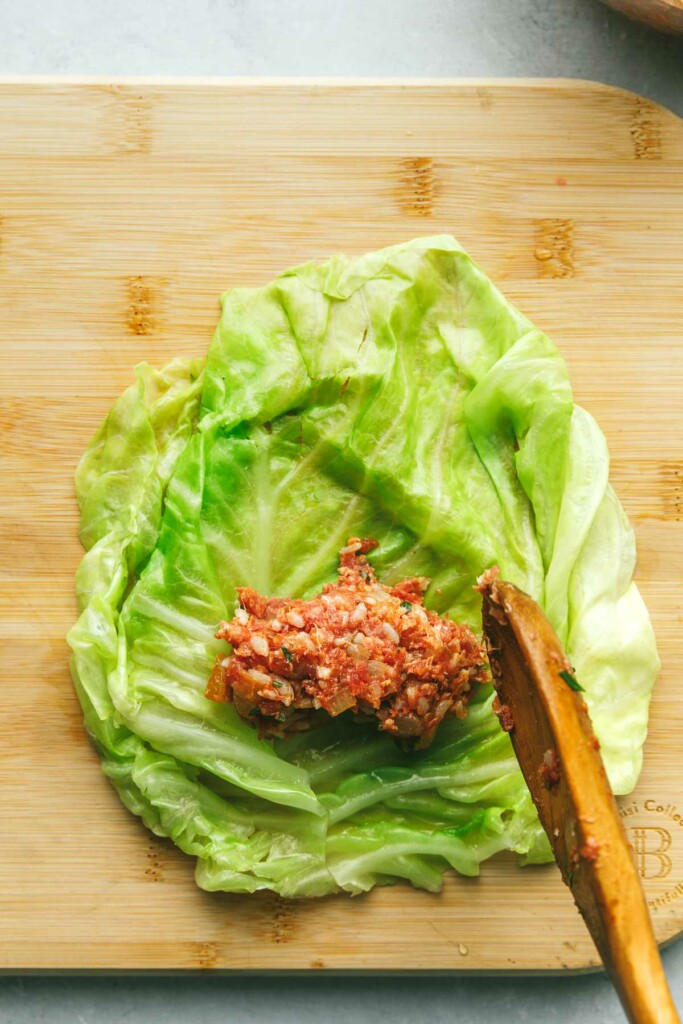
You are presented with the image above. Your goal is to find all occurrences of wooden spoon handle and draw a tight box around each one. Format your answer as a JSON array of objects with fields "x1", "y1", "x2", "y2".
[{"x1": 480, "y1": 574, "x2": 679, "y2": 1024}]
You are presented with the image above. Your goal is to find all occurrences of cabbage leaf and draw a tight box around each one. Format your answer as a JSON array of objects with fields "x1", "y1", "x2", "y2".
[{"x1": 68, "y1": 236, "x2": 659, "y2": 896}]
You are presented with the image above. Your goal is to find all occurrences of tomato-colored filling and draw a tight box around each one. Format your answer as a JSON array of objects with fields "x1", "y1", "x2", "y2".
[{"x1": 206, "y1": 537, "x2": 488, "y2": 748}]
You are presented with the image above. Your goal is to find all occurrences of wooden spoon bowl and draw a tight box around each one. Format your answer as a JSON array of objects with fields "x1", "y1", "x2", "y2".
[
  {"x1": 600, "y1": 0, "x2": 683, "y2": 35},
  {"x1": 480, "y1": 575, "x2": 679, "y2": 1023}
]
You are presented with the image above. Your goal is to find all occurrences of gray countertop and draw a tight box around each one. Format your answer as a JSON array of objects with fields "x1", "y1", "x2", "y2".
[
  {"x1": 1, "y1": 1, "x2": 681, "y2": 1021},
  {"x1": 1, "y1": 0, "x2": 682, "y2": 115}
]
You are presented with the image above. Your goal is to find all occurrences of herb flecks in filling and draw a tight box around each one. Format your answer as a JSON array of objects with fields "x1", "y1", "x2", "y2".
[{"x1": 206, "y1": 538, "x2": 488, "y2": 749}]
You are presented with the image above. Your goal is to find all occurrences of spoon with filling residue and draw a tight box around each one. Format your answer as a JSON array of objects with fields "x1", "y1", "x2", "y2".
[{"x1": 479, "y1": 569, "x2": 679, "y2": 1024}]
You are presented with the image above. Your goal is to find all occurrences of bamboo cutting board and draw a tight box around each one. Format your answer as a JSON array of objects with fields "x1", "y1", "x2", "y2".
[{"x1": 1, "y1": 79, "x2": 682, "y2": 973}]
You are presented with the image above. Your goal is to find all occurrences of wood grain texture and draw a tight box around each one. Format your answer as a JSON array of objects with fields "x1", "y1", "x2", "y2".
[{"x1": 0, "y1": 79, "x2": 682, "y2": 974}]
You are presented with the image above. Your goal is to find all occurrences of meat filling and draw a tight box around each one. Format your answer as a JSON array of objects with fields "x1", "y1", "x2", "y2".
[{"x1": 206, "y1": 537, "x2": 489, "y2": 748}]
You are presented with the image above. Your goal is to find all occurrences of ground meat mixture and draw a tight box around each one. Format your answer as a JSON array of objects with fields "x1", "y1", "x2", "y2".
[
  {"x1": 206, "y1": 537, "x2": 489, "y2": 748},
  {"x1": 539, "y1": 747, "x2": 562, "y2": 788},
  {"x1": 493, "y1": 697, "x2": 514, "y2": 734}
]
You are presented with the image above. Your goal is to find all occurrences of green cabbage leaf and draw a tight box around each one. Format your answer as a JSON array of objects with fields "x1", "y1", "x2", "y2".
[{"x1": 68, "y1": 236, "x2": 659, "y2": 896}]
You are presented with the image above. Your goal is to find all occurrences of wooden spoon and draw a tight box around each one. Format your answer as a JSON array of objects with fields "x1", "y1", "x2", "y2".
[{"x1": 479, "y1": 571, "x2": 679, "y2": 1024}]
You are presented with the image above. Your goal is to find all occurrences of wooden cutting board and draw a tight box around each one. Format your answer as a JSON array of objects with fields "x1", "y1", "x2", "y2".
[{"x1": 1, "y1": 78, "x2": 682, "y2": 973}]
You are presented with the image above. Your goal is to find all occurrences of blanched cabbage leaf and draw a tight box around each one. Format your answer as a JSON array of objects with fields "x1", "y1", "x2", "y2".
[{"x1": 68, "y1": 236, "x2": 659, "y2": 897}]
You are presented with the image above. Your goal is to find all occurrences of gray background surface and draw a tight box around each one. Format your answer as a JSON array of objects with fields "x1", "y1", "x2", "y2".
[{"x1": 0, "y1": 0, "x2": 682, "y2": 1021}]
